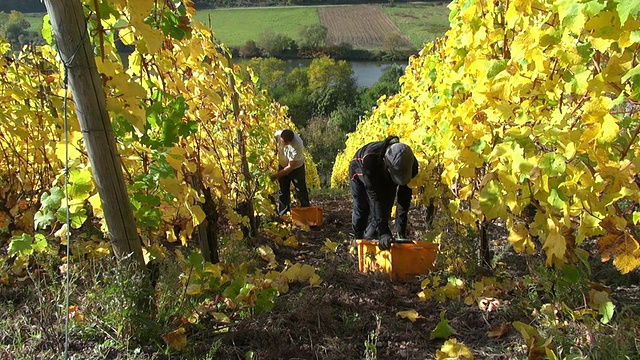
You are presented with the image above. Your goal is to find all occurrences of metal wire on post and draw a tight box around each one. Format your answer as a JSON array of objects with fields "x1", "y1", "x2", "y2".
[
  {"x1": 57, "y1": 20, "x2": 90, "y2": 359},
  {"x1": 62, "y1": 66, "x2": 71, "y2": 360}
]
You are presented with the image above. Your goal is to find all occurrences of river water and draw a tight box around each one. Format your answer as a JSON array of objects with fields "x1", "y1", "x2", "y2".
[
  {"x1": 286, "y1": 59, "x2": 407, "y2": 88},
  {"x1": 120, "y1": 51, "x2": 406, "y2": 88}
]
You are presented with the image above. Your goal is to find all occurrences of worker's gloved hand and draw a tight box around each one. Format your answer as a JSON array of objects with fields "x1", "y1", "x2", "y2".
[
  {"x1": 364, "y1": 225, "x2": 378, "y2": 240},
  {"x1": 378, "y1": 234, "x2": 392, "y2": 250},
  {"x1": 269, "y1": 173, "x2": 278, "y2": 181}
]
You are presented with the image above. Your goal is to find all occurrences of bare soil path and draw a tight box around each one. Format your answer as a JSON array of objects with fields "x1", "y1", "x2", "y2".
[{"x1": 215, "y1": 192, "x2": 524, "y2": 359}]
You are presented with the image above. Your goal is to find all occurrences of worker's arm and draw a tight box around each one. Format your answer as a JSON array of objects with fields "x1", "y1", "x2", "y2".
[{"x1": 270, "y1": 160, "x2": 301, "y2": 180}]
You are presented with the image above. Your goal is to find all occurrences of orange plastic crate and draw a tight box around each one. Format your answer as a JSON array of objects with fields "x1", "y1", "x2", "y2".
[
  {"x1": 291, "y1": 206, "x2": 323, "y2": 227},
  {"x1": 357, "y1": 239, "x2": 438, "y2": 281}
]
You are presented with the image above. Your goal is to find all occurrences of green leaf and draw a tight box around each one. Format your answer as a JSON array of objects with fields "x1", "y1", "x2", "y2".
[
  {"x1": 616, "y1": 0, "x2": 640, "y2": 26},
  {"x1": 470, "y1": 138, "x2": 487, "y2": 154},
  {"x1": 487, "y1": 60, "x2": 507, "y2": 80},
  {"x1": 32, "y1": 234, "x2": 48, "y2": 252},
  {"x1": 548, "y1": 187, "x2": 568, "y2": 209},
  {"x1": 255, "y1": 288, "x2": 278, "y2": 315},
  {"x1": 9, "y1": 234, "x2": 35, "y2": 256},
  {"x1": 41, "y1": 187, "x2": 63, "y2": 209},
  {"x1": 621, "y1": 64, "x2": 640, "y2": 84},
  {"x1": 539, "y1": 153, "x2": 566, "y2": 177},
  {"x1": 479, "y1": 180, "x2": 504, "y2": 219},
  {"x1": 68, "y1": 169, "x2": 94, "y2": 200},
  {"x1": 188, "y1": 251, "x2": 204, "y2": 268},
  {"x1": 430, "y1": 310, "x2": 457, "y2": 340},
  {"x1": 599, "y1": 301, "x2": 615, "y2": 324},
  {"x1": 223, "y1": 279, "x2": 245, "y2": 299},
  {"x1": 560, "y1": 264, "x2": 580, "y2": 283},
  {"x1": 34, "y1": 210, "x2": 55, "y2": 230},
  {"x1": 41, "y1": 14, "x2": 52, "y2": 44}
]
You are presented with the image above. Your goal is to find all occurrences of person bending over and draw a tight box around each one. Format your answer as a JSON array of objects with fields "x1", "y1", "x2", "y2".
[{"x1": 348, "y1": 136, "x2": 418, "y2": 250}]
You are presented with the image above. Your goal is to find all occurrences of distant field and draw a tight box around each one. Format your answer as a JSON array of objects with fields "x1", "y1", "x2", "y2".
[
  {"x1": 383, "y1": 3, "x2": 451, "y2": 48},
  {"x1": 194, "y1": 7, "x2": 319, "y2": 47},
  {"x1": 197, "y1": 4, "x2": 449, "y2": 50},
  {"x1": 18, "y1": 4, "x2": 451, "y2": 51}
]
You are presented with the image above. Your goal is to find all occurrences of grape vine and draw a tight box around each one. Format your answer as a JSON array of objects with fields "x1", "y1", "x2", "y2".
[
  {"x1": 332, "y1": 0, "x2": 640, "y2": 273},
  {"x1": 1, "y1": 0, "x2": 320, "y2": 270}
]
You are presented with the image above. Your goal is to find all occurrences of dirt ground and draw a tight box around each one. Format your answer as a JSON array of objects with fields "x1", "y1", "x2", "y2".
[
  {"x1": 319, "y1": 5, "x2": 413, "y2": 48},
  {"x1": 213, "y1": 192, "x2": 529, "y2": 360}
]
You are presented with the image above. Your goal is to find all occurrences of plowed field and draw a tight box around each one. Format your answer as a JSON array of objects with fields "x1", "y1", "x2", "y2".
[{"x1": 319, "y1": 5, "x2": 413, "y2": 48}]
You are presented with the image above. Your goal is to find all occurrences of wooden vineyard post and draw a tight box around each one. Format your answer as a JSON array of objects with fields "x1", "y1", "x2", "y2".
[{"x1": 43, "y1": 0, "x2": 144, "y2": 266}]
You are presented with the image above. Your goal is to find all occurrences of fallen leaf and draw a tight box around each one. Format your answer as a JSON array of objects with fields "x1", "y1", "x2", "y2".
[
  {"x1": 487, "y1": 322, "x2": 511, "y2": 339},
  {"x1": 436, "y1": 338, "x2": 473, "y2": 359},
  {"x1": 396, "y1": 309, "x2": 424, "y2": 323},
  {"x1": 162, "y1": 327, "x2": 187, "y2": 350}
]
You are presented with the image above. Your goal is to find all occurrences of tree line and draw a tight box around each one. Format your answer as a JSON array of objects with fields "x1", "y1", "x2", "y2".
[{"x1": 192, "y1": 0, "x2": 420, "y2": 10}]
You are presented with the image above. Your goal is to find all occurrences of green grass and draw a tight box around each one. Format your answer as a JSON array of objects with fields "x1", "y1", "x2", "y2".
[
  {"x1": 23, "y1": 12, "x2": 46, "y2": 33},
  {"x1": 0, "y1": 11, "x2": 44, "y2": 35},
  {"x1": 194, "y1": 7, "x2": 320, "y2": 47},
  {"x1": 382, "y1": 3, "x2": 451, "y2": 49}
]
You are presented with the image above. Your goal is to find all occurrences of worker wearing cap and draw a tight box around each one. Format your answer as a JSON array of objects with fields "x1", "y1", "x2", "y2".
[{"x1": 348, "y1": 136, "x2": 418, "y2": 250}]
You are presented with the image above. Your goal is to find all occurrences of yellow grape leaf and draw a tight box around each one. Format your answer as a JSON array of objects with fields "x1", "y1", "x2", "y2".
[
  {"x1": 598, "y1": 114, "x2": 620, "y2": 142},
  {"x1": 321, "y1": 239, "x2": 339, "y2": 252},
  {"x1": 166, "y1": 229, "x2": 178, "y2": 243},
  {"x1": 600, "y1": 215, "x2": 626, "y2": 235},
  {"x1": 256, "y1": 245, "x2": 278, "y2": 269},
  {"x1": 542, "y1": 220, "x2": 566, "y2": 267},
  {"x1": 166, "y1": 148, "x2": 187, "y2": 171},
  {"x1": 211, "y1": 312, "x2": 231, "y2": 323},
  {"x1": 487, "y1": 322, "x2": 511, "y2": 339},
  {"x1": 418, "y1": 288, "x2": 433, "y2": 301},
  {"x1": 186, "y1": 283, "x2": 202, "y2": 296},
  {"x1": 282, "y1": 263, "x2": 322, "y2": 285},
  {"x1": 309, "y1": 273, "x2": 322, "y2": 286},
  {"x1": 55, "y1": 131, "x2": 83, "y2": 162},
  {"x1": 284, "y1": 235, "x2": 299, "y2": 248},
  {"x1": 162, "y1": 327, "x2": 187, "y2": 350},
  {"x1": 513, "y1": 321, "x2": 542, "y2": 346},
  {"x1": 55, "y1": 223, "x2": 69, "y2": 244},
  {"x1": 267, "y1": 272, "x2": 289, "y2": 293},
  {"x1": 396, "y1": 309, "x2": 424, "y2": 323},
  {"x1": 188, "y1": 204, "x2": 206, "y2": 226},
  {"x1": 143, "y1": 244, "x2": 168, "y2": 264},
  {"x1": 435, "y1": 338, "x2": 473, "y2": 360},
  {"x1": 203, "y1": 263, "x2": 225, "y2": 279},
  {"x1": 613, "y1": 252, "x2": 640, "y2": 275},
  {"x1": 508, "y1": 222, "x2": 535, "y2": 254},
  {"x1": 599, "y1": 232, "x2": 640, "y2": 274}
]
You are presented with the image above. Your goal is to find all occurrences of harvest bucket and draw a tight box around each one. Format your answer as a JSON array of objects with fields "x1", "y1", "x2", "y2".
[
  {"x1": 291, "y1": 206, "x2": 323, "y2": 227},
  {"x1": 357, "y1": 239, "x2": 438, "y2": 281}
]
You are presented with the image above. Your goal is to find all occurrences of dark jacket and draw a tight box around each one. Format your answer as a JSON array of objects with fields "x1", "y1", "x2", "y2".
[{"x1": 349, "y1": 136, "x2": 418, "y2": 236}]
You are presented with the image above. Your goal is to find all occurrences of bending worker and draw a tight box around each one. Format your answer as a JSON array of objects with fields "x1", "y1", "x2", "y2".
[
  {"x1": 270, "y1": 129, "x2": 310, "y2": 216},
  {"x1": 348, "y1": 136, "x2": 418, "y2": 250}
]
